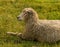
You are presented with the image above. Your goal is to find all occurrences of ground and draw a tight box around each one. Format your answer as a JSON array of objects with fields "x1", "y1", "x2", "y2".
[{"x1": 0, "y1": 0, "x2": 60, "y2": 47}]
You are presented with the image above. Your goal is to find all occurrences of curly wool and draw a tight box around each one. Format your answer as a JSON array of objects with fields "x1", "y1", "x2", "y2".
[{"x1": 18, "y1": 8, "x2": 60, "y2": 43}]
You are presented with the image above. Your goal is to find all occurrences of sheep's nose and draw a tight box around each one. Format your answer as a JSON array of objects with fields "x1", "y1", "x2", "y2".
[{"x1": 17, "y1": 16, "x2": 22, "y2": 21}]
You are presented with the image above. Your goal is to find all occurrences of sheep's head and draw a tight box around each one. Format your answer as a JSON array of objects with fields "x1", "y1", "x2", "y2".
[{"x1": 17, "y1": 8, "x2": 38, "y2": 22}]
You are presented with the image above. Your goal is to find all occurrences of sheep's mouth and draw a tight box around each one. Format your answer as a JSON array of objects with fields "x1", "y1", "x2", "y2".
[
  {"x1": 17, "y1": 14, "x2": 25, "y2": 21},
  {"x1": 17, "y1": 17, "x2": 23, "y2": 21}
]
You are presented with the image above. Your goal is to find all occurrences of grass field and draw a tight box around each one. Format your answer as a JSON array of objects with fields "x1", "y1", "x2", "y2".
[{"x1": 0, "y1": 0, "x2": 60, "y2": 47}]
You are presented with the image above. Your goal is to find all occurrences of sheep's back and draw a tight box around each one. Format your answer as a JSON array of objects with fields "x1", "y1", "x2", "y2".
[{"x1": 36, "y1": 20, "x2": 60, "y2": 43}]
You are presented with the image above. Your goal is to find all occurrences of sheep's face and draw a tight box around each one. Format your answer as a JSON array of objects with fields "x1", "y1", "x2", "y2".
[{"x1": 17, "y1": 8, "x2": 36, "y2": 21}]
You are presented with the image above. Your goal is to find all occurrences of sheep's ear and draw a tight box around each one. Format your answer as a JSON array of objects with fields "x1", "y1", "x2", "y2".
[{"x1": 27, "y1": 10, "x2": 33, "y2": 15}]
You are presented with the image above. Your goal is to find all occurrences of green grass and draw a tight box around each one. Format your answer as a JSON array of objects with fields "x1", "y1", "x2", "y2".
[{"x1": 0, "y1": 0, "x2": 60, "y2": 47}]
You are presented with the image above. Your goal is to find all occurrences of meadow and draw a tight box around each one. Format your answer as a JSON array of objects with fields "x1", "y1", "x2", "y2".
[{"x1": 0, "y1": 0, "x2": 60, "y2": 47}]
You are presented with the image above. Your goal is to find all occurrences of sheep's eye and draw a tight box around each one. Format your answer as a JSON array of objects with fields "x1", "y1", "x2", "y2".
[
  {"x1": 27, "y1": 11, "x2": 30, "y2": 13},
  {"x1": 27, "y1": 11, "x2": 32, "y2": 14}
]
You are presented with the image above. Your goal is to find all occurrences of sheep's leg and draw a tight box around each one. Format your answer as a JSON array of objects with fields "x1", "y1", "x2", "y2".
[
  {"x1": 6, "y1": 32, "x2": 18, "y2": 36},
  {"x1": 6, "y1": 32, "x2": 31, "y2": 40},
  {"x1": 6, "y1": 32, "x2": 22, "y2": 38},
  {"x1": 17, "y1": 33, "x2": 22, "y2": 38}
]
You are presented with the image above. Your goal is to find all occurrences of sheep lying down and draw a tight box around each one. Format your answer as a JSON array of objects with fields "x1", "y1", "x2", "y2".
[{"x1": 7, "y1": 8, "x2": 60, "y2": 43}]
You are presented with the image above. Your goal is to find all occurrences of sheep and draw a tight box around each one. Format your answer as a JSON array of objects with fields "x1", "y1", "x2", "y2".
[{"x1": 7, "y1": 8, "x2": 60, "y2": 43}]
